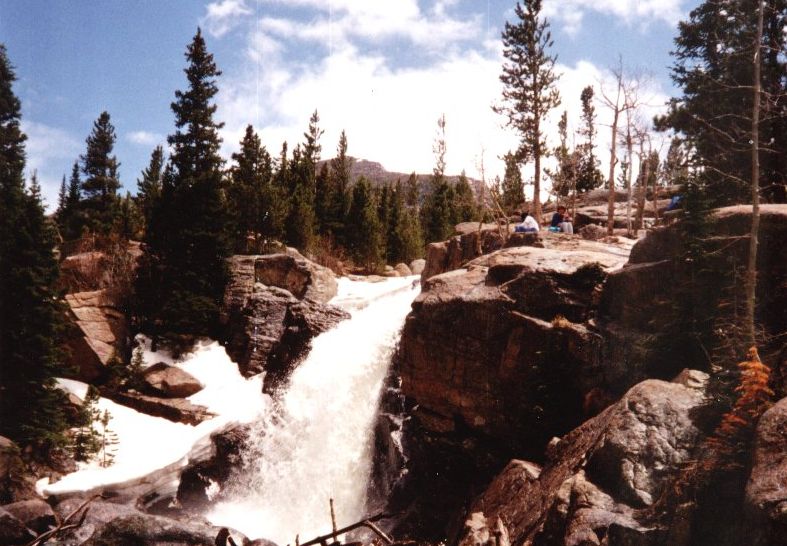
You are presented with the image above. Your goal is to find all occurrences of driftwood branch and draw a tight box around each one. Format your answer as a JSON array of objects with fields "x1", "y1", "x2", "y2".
[
  {"x1": 299, "y1": 512, "x2": 392, "y2": 546},
  {"x1": 25, "y1": 494, "x2": 102, "y2": 546}
]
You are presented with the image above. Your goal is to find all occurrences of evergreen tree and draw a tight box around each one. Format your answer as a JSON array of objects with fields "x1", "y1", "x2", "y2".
[
  {"x1": 326, "y1": 130, "x2": 353, "y2": 245},
  {"x1": 136, "y1": 29, "x2": 230, "y2": 352},
  {"x1": 285, "y1": 144, "x2": 316, "y2": 250},
  {"x1": 227, "y1": 125, "x2": 273, "y2": 252},
  {"x1": 265, "y1": 141, "x2": 290, "y2": 243},
  {"x1": 494, "y1": 0, "x2": 561, "y2": 222},
  {"x1": 548, "y1": 111, "x2": 578, "y2": 199},
  {"x1": 500, "y1": 151, "x2": 525, "y2": 211},
  {"x1": 80, "y1": 111, "x2": 121, "y2": 234},
  {"x1": 56, "y1": 175, "x2": 67, "y2": 217},
  {"x1": 136, "y1": 145, "x2": 164, "y2": 232},
  {"x1": 421, "y1": 115, "x2": 457, "y2": 243},
  {"x1": 453, "y1": 170, "x2": 478, "y2": 223},
  {"x1": 0, "y1": 44, "x2": 67, "y2": 450},
  {"x1": 658, "y1": 0, "x2": 787, "y2": 204},
  {"x1": 347, "y1": 177, "x2": 384, "y2": 271},
  {"x1": 58, "y1": 161, "x2": 83, "y2": 242},
  {"x1": 576, "y1": 85, "x2": 604, "y2": 193},
  {"x1": 405, "y1": 171, "x2": 420, "y2": 210}
]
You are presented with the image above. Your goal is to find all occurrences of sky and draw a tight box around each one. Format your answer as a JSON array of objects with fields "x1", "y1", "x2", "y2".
[{"x1": 0, "y1": 0, "x2": 700, "y2": 209}]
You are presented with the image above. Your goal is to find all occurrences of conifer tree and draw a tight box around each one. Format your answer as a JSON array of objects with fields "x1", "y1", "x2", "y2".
[
  {"x1": 326, "y1": 130, "x2": 353, "y2": 245},
  {"x1": 56, "y1": 175, "x2": 67, "y2": 217},
  {"x1": 58, "y1": 161, "x2": 83, "y2": 242},
  {"x1": 285, "y1": 144, "x2": 316, "y2": 250},
  {"x1": 576, "y1": 85, "x2": 604, "y2": 193},
  {"x1": 500, "y1": 151, "x2": 525, "y2": 211},
  {"x1": 387, "y1": 181, "x2": 423, "y2": 264},
  {"x1": 227, "y1": 125, "x2": 273, "y2": 252},
  {"x1": 347, "y1": 177, "x2": 384, "y2": 271},
  {"x1": 136, "y1": 145, "x2": 164, "y2": 231},
  {"x1": 421, "y1": 115, "x2": 456, "y2": 243},
  {"x1": 495, "y1": 0, "x2": 561, "y2": 222},
  {"x1": 80, "y1": 111, "x2": 121, "y2": 234},
  {"x1": 0, "y1": 44, "x2": 67, "y2": 450},
  {"x1": 136, "y1": 29, "x2": 229, "y2": 352},
  {"x1": 453, "y1": 171, "x2": 479, "y2": 223}
]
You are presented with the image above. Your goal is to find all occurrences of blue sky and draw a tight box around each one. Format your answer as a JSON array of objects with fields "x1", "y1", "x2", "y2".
[{"x1": 0, "y1": 0, "x2": 698, "y2": 208}]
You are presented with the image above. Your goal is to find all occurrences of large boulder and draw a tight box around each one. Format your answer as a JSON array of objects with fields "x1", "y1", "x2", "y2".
[
  {"x1": 82, "y1": 513, "x2": 244, "y2": 546},
  {"x1": 54, "y1": 498, "x2": 143, "y2": 545},
  {"x1": 2, "y1": 499, "x2": 55, "y2": 534},
  {"x1": 0, "y1": 507, "x2": 34, "y2": 545},
  {"x1": 101, "y1": 389, "x2": 213, "y2": 425},
  {"x1": 0, "y1": 437, "x2": 37, "y2": 504},
  {"x1": 141, "y1": 363, "x2": 203, "y2": 398},
  {"x1": 64, "y1": 290, "x2": 129, "y2": 382},
  {"x1": 222, "y1": 255, "x2": 349, "y2": 382},
  {"x1": 455, "y1": 374, "x2": 708, "y2": 546},
  {"x1": 392, "y1": 240, "x2": 633, "y2": 538},
  {"x1": 257, "y1": 249, "x2": 337, "y2": 303},
  {"x1": 746, "y1": 397, "x2": 787, "y2": 545}
]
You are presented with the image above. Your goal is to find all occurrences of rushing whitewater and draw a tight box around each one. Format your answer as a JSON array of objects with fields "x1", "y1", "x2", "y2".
[{"x1": 208, "y1": 276, "x2": 419, "y2": 544}]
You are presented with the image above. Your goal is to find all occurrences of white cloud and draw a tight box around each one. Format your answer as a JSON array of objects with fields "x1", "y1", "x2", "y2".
[
  {"x1": 211, "y1": 1, "x2": 671, "y2": 205},
  {"x1": 202, "y1": 0, "x2": 253, "y2": 37},
  {"x1": 22, "y1": 121, "x2": 82, "y2": 209},
  {"x1": 543, "y1": 0, "x2": 686, "y2": 33},
  {"x1": 127, "y1": 130, "x2": 166, "y2": 147}
]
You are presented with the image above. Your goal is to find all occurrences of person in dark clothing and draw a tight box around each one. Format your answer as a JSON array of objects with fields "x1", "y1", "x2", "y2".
[{"x1": 550, "y1": 205, "x2": 574, "y2": 234}]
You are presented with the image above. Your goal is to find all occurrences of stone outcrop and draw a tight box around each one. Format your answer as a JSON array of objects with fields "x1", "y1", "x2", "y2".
[
  {"x1": 392, "y1": 239, "x2": 634, "y2": 538},
  {"x1": 222, "y1": 255, "x2": 349, "y2": 383},
  {"x1": 64, "y1": 290, "x2": 129, "y2": 382},
  {"x1": 177, "y1": 424, "x2": 250, "y2": 511},
  {"x1": 0, "y1": 507, "x2": 34, "y2": 545},
  {"x1": 141, "y1": 363, "x2": 203, "y2": 398},
  {"x1": 101, "y1": 389, "x2": 213, "y2": 425},
  {"x1": 0, "y1": 437, "x2": 37, "y2": 504},
  {"x1": 455, "y1": 374, "x2": 707, "y2": 546},
  {"x1": 2, "y1": 499, "x2": 55, "y2": 534},
  {"x1": 81, "y1": 513, "x2": 245, "y2": 546},
  {"x1": 600, "y1": 204, "x2": 787, "y2": 387},
  {"x1": 746, "y1": 396, "x2": 787, "y2": 545}
]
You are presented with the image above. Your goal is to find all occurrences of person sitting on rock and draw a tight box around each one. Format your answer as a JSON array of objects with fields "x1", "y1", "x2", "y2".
[
  {"x1": 550, "y1": 205, "x2": 574, "y2": 234},
  {"x1": 515, "y1": 211, "x2": 540, "y2": 233}
]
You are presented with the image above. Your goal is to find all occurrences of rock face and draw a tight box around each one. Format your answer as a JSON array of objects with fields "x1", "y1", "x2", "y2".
[
  {"x1": 2, "y1": 499, "x2": 55, "y2": 534},
  {"x1": 600, "y1": 204, "x2": 787, "y2": 386},
  {"x1": 82, "y1": 513, "x2": 240, "y2": 546},
  {"x1": 0, "y1": 437, "x2": 37, "y2": 504},
  {"x1": 0, "y1": 507, "x2": 34, "y2": 545},
  {"x1": 222, "y1": 255, "x2": 349, "y2": 383},
  {"x1": 393, "y1": 239, "x2": 634, "y2": 538},
  {"x1": 64, "y1": 290, "x2": 129, "y2": 382},
  {"x1": 746, "y1": 396, "x2": 787, "y2": 545},
  {"x1": 102, "y1": 389, "x2": 213, "y2": 425},
  {"x1": 142, "y1": 363, "x2": 203, "y2": 398},
  {"x1": 455, "y1": 375, "x2": 707, "y2": 546}
]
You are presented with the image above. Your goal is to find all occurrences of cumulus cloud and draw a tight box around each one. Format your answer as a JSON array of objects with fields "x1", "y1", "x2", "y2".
[
  {"x1": 202, "y1": 0, "x2": 253, "y2": 38},
  {"x1": 22, "y1": 120, "x2": 82, "y2": 209},
  {"x1": 207, "y1": 0, "x2": 670, "y2": 202},
  {"x1": 543, "y1": 0, "x2": 687, "y2": 33},
  {"x1": 127, "y1": 130, "x2": 166, "y2": 146}
]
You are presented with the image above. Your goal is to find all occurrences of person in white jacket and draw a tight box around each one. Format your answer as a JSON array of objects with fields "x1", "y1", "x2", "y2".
[{"x1": 515, "y1": 211, "x2": 540, "y2": 233}]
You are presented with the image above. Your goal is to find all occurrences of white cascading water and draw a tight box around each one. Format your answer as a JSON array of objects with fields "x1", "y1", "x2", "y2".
[{"x1": 207, "y1": 276, "x2": 419, "y2": 544}]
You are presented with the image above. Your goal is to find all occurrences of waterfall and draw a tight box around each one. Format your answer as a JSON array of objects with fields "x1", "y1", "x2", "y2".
[{"x1": 207, "y1": 276, "x2": 419, "y2": 544}]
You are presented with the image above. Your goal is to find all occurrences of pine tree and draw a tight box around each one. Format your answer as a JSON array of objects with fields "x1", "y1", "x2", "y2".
[
  {"x1": 500, "y1": 151, "x2": 524, "y2": 211},
  {"x1": 452, "y1": 171, "x2": 478, "y2": 223},
  {"x1": 494, "y1": 0, "x2": 561, "y2": 222},
  {"x1": 285, "y1": 144, "x2": 317, "y2": 250},
  {"x1": 576, "y1": 86, "x2": 604, "y2": 193},
  {"x1": 80, "y1": 111, "x2": 121, "y2": 234},
  {"x1": 658, "y1": 0, "x2": 787, "y2": 204},
  {"x1": 136, "y1": 29, "x2": 230, "y2": 353},
  {"x1": 56, "y1": 175, "x2": 67, "y2": 217},
  {"x1": 227, "y1": 125, "x2": 273, "y2": 252},
  {"x1": 347, "y1": 177, "x2": 384, "y2": 271},
  {"x1": 387, "y1": 181, "x2": 423, "y2": 264},
  {"x1": 136, "y1": 145, "x2": 164, "y2": 232},
  {"x1": 0, "y1": 44, "x2": 67, "y2": 450}
]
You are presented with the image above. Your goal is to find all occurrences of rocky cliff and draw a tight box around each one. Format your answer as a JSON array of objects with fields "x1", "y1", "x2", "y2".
[{"x1": 387, "y1": 205, "x2": 787, "y2": 542}]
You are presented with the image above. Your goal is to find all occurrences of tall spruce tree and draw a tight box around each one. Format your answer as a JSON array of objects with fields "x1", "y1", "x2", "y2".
[
  {"x1": 500, "y1": 151, "x2": 525, "y2": 211},
  {"x1": 453, "y1": 171, "x2": 479, "y2": 223},
  {"x1": 136, "y1": 145, "x2": 164, "y2": 232},
  {"x1": 227, "y1": 125, "x2": 273, "y2": 252},
  {"x1": 80, "y1": 111, "x2": 121, "y2": 234},
  {"x1": 347, "y1": 177, "x2": 384, "y2": 271},
  {"x1": 494, "y1": 0, "x2": 561, "y2": 222},
  {"x1": 0, "y1": 44, "x2": 67, "y2": 450},
  {"x1": 658, "y1": 0, "x2": 787, "y2": 204},
  {"x1": 576, "y1": 85, "x2": 604, "y2": 193},
  {"x1": 136, "y1": 29, "x2": 229, "y2": 352}
]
